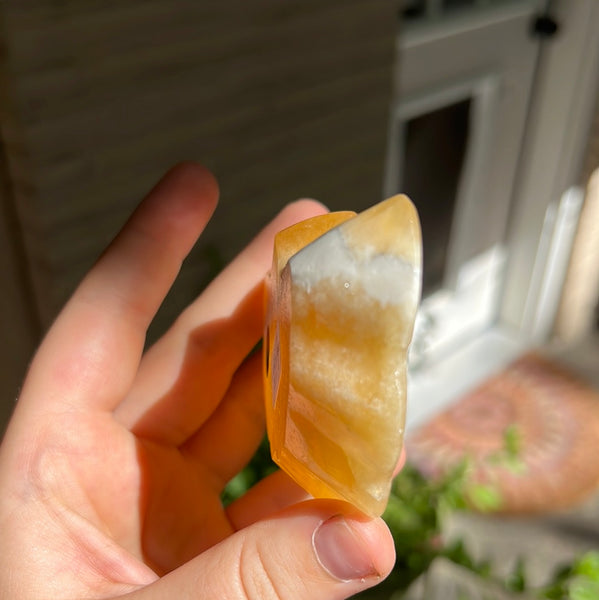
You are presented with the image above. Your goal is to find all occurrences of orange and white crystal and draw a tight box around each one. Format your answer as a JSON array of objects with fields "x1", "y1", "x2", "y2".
[{"x1": 264, "y1": 195, "x2": 422, "y2": 517}]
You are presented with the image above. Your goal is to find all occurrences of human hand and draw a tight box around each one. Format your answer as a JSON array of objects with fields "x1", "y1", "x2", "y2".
[{"x1": 0, "y1": 163, "x2": 396, "y2": 600}]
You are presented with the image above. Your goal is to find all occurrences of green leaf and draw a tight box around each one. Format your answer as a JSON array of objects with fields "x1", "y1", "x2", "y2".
[
  {"x1": 569, "y1": 578, "x2": 599, "y2": 600},
  {"x1": 506, "y1": 557, "x2": 527, "y2": 592},
  {"x1": 503, "y1": 424, "x2": 522, "y2": 458},
  {"x1": 466, "y1": 484, "x2": 502, "y2": 513},
  {"x1": 572, "y1": 551, "x2": 599, "y2": 581}
]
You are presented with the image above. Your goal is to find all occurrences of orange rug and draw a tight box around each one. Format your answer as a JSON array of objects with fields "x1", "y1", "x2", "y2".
[{"x1": 407, "y1": 353, "x2": 599, "y2": 514}]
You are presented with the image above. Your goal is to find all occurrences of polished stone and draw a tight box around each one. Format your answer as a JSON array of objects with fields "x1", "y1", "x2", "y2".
[{"x1": 264, "y1": 195, "x2": 422, "y2": 516}]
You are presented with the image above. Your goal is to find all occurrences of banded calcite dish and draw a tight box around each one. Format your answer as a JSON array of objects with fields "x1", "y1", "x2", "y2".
[{"x1": 263, "y1": 195, "x2": 422, "y2": 516}]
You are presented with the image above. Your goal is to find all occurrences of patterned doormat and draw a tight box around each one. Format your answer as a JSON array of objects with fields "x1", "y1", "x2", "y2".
[{"x1": 407, "y1": 353, "x2": 599, "y2": 514}]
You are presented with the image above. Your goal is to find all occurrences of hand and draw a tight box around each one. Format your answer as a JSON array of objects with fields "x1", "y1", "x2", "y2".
[{"x1": 0, "y1": 163, "x2": 395, "y2": 600}]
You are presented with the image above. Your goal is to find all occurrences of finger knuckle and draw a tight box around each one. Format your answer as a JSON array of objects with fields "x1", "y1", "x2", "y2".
[{"x1": 237, "y1": 538, "x2": 295, "y2": 600}]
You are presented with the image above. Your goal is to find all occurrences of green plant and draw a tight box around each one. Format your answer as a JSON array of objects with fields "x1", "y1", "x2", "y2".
[
  {"x1": 222, "y1": 435, "x2": 276, "y2": 507},
  {"x1": 539, "y1": 551, "x2": 599, "y2": 600},
  {"x1": 222, "y1": 430, "x2": 597, "y2": 599}
]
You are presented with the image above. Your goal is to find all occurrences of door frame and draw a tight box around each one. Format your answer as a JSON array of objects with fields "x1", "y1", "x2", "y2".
[
  {"x1": 395, "y1": 0, "x2": 599, "y2": 349},
  {"x1": 390, "y1": 0, "x2": 545, "y2": 365},
  {"x1": 501, "y1": 0, "x2": 599, "y2": 338},
  {"x1": 397, "y1": 0, "x2": 599, "y2": 427}
]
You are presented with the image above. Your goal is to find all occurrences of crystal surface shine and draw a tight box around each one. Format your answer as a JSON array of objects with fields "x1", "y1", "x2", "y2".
[{"x1": 263, "y1": 196, "x2": 422, "y2": 517}]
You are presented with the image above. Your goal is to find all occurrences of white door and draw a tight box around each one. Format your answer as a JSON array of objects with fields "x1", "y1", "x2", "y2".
[{"x1": 386, "y1": 0, "x2": 546, "y2": 366}]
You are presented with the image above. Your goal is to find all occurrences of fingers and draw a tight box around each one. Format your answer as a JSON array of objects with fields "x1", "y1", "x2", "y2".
[
  {"x1": 394, "y1": 447, "x2": 407, "y2": 477},
  {"x1": 17, "y1": 163, "x2": 219, "y2": 417},
  {"x1": 123, "y1": 501, "x2": 395, "y2": 600},
  {"x1": 116, "y1": 199, "x2": 328, "y2": 445},
  {"x1": 225, "y1": 446, "x2": 406, "y2": 532},
  {"x1": 226, "y1": 470, "x2": 310, "y2": 530},
  {"x1": 118, "y1": 280, "x2": 264, "y2": 444},
  {"x1": 181, "y1": 351, "x2": 264, "y2": 488}
]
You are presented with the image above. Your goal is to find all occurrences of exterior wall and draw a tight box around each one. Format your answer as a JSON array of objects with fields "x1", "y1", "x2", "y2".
[{"x1": 0, "y1": 1, "x2": 397, "y2": 432}]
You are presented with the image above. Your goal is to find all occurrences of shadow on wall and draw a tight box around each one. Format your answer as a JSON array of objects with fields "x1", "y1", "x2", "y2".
[{"x1": 0, "y1": 1, "x2": 397, "y2": 432}]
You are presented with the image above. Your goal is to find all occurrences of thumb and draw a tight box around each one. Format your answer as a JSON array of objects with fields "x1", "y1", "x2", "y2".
[{"x1": 127, "y1": 500, "x2": 396, "y2": 600}]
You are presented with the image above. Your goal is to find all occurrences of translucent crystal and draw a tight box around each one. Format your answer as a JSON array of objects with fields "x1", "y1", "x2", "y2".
[{"x1": 263, "y1": 195, "x2": 422, "y2": 516}]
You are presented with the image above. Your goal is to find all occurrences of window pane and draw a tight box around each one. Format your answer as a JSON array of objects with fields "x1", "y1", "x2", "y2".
[{"x1": 402, "y1": 98, "x2": 471, "y2": 294}]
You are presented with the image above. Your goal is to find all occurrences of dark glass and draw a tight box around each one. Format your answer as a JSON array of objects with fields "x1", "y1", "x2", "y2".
[{"x1": 402, "y1": 98, "x2": 471, "y2": 294}]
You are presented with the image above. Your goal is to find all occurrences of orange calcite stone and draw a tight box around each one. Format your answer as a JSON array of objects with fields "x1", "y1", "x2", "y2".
[{"x1": 263, "y1": 196, "x2": 422, "y2": 516}]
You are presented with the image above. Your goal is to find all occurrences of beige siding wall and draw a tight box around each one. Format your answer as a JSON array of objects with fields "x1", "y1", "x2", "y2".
[{"x1": 0, "y1": 1, "x2": 397, "y2": 431}]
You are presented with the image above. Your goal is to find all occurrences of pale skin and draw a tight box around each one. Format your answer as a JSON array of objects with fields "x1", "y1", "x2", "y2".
[{"x1": 0, "y1": 163, "x2": 398, "y2": 600}]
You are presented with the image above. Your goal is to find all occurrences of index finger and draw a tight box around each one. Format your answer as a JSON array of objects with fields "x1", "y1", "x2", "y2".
[
  {"x1": 115, "y1": 199, "x2": 329, "y2": 444},
  {"x1": 16, "y1": 163, "x2": 219, "y2": 418}
]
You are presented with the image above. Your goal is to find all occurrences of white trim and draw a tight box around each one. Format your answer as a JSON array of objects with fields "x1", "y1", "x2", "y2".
[
  {"x1": 407, "y1": 326, "x2": 525, "y2": 430},
  {"x1": 397, "y1": 0, "x2": 599, "y2": 427},
  {"x1": 528, "y1": 186, "x2": 584, "y2": 341},
  {"x1": 409, "y1": 244, "x2": 507, "y2": 367},
  {"x1": 384, "y1": 73, "x2": 501, "y2": 287},
  {"x1": 401, "y1": 0, "x2": 544, "y2": 49},
  {"x1": 445, "y1": 74, "x2": 500, "y2": 287},
  {"x1": 501, "y1": 0, "x2": 599, "y2": 334}
]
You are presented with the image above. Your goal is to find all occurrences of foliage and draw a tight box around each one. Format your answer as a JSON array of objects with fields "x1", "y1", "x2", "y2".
[
  {"x1": 539, "y1": 551, "x2": 599, "y2": 600},
  {"x1": 222, "y1": 430, "x2": 598, "y2": 599},
  {"x1": 358, "y1": 460, "x2": 496, "y2": 597},
  {"x1": 221, "y1": 436, "x2": 277, "y2": 507}
]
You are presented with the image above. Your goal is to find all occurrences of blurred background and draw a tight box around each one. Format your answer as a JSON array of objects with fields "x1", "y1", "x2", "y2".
[
  {"x1": 2, "y1": 0, "x2": 599, "y2": 596},
  {"x1": 4, "y1": 0, "x2": 598, "y2": 426}
]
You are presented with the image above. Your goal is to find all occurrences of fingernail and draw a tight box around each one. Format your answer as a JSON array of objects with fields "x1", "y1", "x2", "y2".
[{"x1": 312, "y1": 516, "x2": 379, "y2": 582}]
